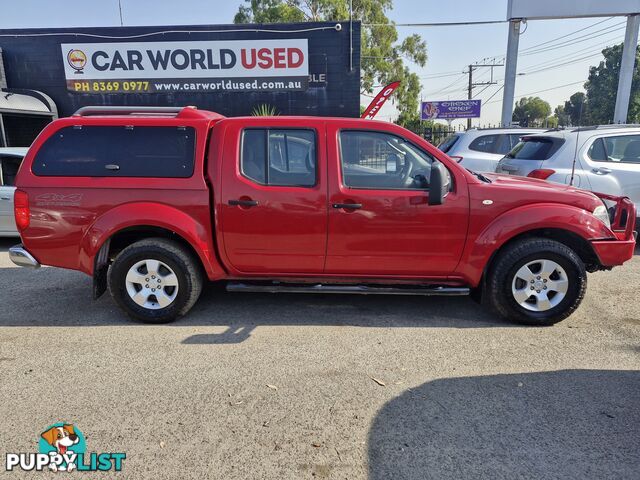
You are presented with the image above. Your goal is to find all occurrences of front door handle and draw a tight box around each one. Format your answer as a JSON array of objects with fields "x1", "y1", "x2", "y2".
[
  {"x1": 332, "y1": 203, "x2": 362, "y2": 210},
  {"x1": 593, "y1": 167, "x2": 612, "y2": 174},
  {"x1": 229, "y1": 199, "x2": 258, "y2": 207}
]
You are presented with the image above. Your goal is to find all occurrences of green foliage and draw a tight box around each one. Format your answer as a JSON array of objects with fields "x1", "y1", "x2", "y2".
[
  {"x1": 585, "y1": 44, "x2": 640, "y2": 124},
  {"x1": 563, "y1": 92, "x2": 589, "y2": 126},
  {"x1": 233, "y1": 0, "x2": 427, "y2": 122},
  {"x1": 553, "y1": 105, "x2": 570, "y2": 127},
  {"x1": 251, "y1": 103, "x2": 279, "y2": 116},
  {"x1": 512, "y1": 96, "x2": 551, "y2": 127}
]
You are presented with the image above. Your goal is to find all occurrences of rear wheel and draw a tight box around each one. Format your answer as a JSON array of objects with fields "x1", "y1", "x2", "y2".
[
  {"x1": 487, "y1": 238, "x2": 587, "y2": 326},
  {"x1": 108, "y1": 238, "x2": 203, "y2": 323}
]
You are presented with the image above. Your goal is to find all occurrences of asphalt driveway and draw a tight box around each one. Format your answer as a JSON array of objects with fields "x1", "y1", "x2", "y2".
[{"x1": 0, "y1": 238, "x2": 638, "y2": 479}]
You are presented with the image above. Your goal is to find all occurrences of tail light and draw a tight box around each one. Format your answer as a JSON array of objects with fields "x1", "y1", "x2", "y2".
[
  {"x1": 527, "y1": 169, "x2": 555, "y2": 180},
  {"x1": 14, "y1": 189, "x2": 30, "y2": 230}
]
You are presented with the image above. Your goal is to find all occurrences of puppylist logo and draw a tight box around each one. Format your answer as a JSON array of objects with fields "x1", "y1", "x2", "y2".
[{"x1": 5, "y1": 423, "x2": 125, "y2": 472}]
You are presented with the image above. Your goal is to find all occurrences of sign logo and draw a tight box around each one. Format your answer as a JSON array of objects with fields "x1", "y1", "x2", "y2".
[
  {"x1": 5, "y1": 423, "x2": 125, "y2": 473},
  {"x1": 421, "y1": 100, "x2": 482, "y2": 120},
  {"x1": 66, "y1": 49, "x2": 87, "y2": 74}
]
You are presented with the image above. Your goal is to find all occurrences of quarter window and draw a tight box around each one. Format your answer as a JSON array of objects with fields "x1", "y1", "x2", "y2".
[
  {"x1": 241, "y1": 129, "x2": 316, "y2": 187},
  {"x1": 32, "y1": 126, "x2": 195, "y2": 177},
  {"x1": 339, "y1": 130, "x2": 438, "y2": 190}
]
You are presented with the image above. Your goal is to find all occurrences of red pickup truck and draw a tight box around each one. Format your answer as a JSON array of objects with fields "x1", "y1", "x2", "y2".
[{"x1": 9, "y1": 106, "x2": 636, "y2": 325}]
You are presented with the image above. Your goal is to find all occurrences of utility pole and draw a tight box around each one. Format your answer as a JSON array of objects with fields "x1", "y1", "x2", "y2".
[
  {"x1": 467, "y1": 65, "x2": 473, "y2": 130},
  {"x1": 466, "y1": 60, "x2": 503, "y2": 130}
]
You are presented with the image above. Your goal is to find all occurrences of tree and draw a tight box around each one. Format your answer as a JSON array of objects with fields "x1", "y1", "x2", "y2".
[
  {"x1": 563, "y1": 92, "x2": 589, "y2": 126},
  {"x1": 554, "y1": 105, "x2": 570, "y2": 127},
  {"x1": 585, "y1": 44, "x2": 640, "y2": 124},
  {"x1": 233, "y1": 0, "x2": 427, "y2": 127},
  {"x1": 512, "y1": 97, "x2": 551, "y2": 127}
]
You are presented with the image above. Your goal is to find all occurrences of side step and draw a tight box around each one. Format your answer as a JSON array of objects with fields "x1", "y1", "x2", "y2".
[{"x1": 226, "y1": 282, "x2": 469, "y2": 296}]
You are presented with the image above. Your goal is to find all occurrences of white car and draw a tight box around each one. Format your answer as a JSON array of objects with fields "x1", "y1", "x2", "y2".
[
  {"x1": 496, "y1": 126, "x2": 640, "y2": 221},
  {"x1": 438, "y1": 127, "x2": 545, "y2": 173},
  {"x1": 0, "y1": 147, "x2": 28, "y2": 236}
]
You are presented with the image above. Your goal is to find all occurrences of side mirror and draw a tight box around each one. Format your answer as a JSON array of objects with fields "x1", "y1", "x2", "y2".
[{"x1": 429, "y1": 161, "x2": 449, "y2": 206}]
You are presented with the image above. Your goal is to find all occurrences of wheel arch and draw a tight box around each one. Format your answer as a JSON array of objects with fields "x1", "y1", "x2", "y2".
[{"x1": 80, "y1": 203, "x2": 226, "y2": 297}]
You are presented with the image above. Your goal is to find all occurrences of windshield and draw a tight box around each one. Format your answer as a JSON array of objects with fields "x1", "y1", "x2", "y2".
[
  {"x1": 438, "y1": 134, "x2": 460, "y2": 153},
  {"x1": 506, "y1": 138, "x2": 558, "y2": 160}
]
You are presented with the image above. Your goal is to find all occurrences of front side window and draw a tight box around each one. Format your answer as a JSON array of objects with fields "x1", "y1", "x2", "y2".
[
  {"x1": 339, "y1": 130, "x2": 438, "y2": 190},
  {"x1": 588, "y1": 134, "x2": 640, "y2": 163},
  {"x1": 241, "y1": 129, "x2": 316, "y2": 187},
  {"x1": 33, "y1": 126, "x2": 195, "y2": 177}
]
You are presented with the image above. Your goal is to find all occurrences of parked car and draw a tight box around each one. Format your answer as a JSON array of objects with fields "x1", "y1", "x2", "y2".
[
  {"x1": 438, "y1": 127, "x2": 545, "y2": 173},
  {"x1": 0, "y1": 147, "x2": 28, "y2": 236},
  {"x1": 9, "y1": 106, "x2": 636, "y2": 326},
  {"x1": 495, "y1": 126, "x2": 640, "y2": 222}
]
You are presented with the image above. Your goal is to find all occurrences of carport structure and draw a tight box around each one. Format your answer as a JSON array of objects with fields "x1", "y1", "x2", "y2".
[{"x1": 502, "y1": 0, "x2": 640, "y2": 126}]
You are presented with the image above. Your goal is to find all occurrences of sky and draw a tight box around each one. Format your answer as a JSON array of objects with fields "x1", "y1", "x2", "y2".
[{"x1": 0, "y1": 0, "x2": 630, "y2": 126}]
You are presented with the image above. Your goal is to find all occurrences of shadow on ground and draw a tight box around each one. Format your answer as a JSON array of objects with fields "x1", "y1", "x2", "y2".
[{"x1": 368, "y1": 369, "x2": 640, "y2": 480}]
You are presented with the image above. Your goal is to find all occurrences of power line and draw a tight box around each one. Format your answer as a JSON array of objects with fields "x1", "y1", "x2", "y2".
[
  {"x1": 520, "y1": 36, "x2": 624, "y2": 71},
  {"x1": 364, "y1": 20, "x2": 506, "y2": 28},
  {"x1": 520, "y1": 21, "x2": 626, "y2": 56},
  {"x1": 485, "y1": 80, "x2": 586, "y2": 105},
  {"x1": 519, "y1": 17, "x2": 615, "y2": 53}
]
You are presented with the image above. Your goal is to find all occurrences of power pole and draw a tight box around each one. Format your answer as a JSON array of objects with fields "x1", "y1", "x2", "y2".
[
  {"x1": 466, "y1": 60, "x2": 503, "y2": 129},
  {"x1": 467, "y1": 65, "x2": 473, "y2": 130}
]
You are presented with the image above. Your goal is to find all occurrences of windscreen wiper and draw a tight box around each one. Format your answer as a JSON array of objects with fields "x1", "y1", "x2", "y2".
[{"x1": 466, "y1": 169, "x2": 492, "y2": 183}]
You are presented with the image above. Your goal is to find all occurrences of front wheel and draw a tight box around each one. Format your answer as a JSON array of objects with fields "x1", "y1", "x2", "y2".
[
  {"x1": 108, "y1": 238, "x2": 203, "y2": 323},
  {"x1": 487, "y1": 238, "x2": 587, "y2": 326}
]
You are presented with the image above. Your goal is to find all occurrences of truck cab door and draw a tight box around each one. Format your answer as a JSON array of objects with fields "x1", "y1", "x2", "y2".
[
  {"x1": 219, "y1": 122, "x2": 327, "y2": 274},
  {"x1": 325, "y1": 125, "x2": 469, "y2": 277}
]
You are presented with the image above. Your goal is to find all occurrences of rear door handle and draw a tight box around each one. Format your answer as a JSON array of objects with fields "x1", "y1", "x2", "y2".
[
  {"x1": 332, "y1": 203, "x2": 362, "y2": 209},
  {"x1": 0, "y1": 197, "x2": 10, "y2": 201},
  {"x1": 228, "y1": 199, "x2": 258, "y2": 207},
  {"x1": 105, "y1": 164, "x2": 120, "y2": 171}
]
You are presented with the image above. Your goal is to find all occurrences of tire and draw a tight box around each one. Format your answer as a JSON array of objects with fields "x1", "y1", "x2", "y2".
[
  {"x1": 486, "y1": 237, "x2": 587, "y2": 326},
  {"x1": 108, "y1": 238, "x2": 203, "y2": 323}
]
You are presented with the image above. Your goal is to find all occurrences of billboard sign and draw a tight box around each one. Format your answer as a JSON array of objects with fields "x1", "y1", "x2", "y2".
[
  {"x1": 421, "y1": 100, "x2": 481, "y2": 120},
  {"x1": 61, "y1": 39, "x2": 309, "y2": 93}
]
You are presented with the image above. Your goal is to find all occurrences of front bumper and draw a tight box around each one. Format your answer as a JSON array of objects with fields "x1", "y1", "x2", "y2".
[
  {"x1": 590, "y1": 194, "x2": 637, "y2": 266},
  {"x1": 9, "y1": 245, "x2": 40, "y2": 268}
]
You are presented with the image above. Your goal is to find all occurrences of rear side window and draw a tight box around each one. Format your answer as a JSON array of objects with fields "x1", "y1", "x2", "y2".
[
  {"x1": 32, "y1": 126, "x2": 195, "y2": 177},
  {"x1": 589, "y1": 135, "x2": 640, "y2": 163},
  {"x1": 437, "y1": 134, "x2": 460, "y2": 153},
  {"x1": 507, "y1": 138, "x2": 560, "y2": 160},
  {"x1": 469, "y1": 134, "x2": 501, "y2": 154},
  {"x1": 241, "y1": 128, "x2": 316, "y2": 187}
]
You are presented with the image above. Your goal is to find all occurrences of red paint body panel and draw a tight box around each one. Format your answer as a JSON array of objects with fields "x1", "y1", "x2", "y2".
[{"x1": 14, "y1": 108, "x2": 635, "y2": 288}]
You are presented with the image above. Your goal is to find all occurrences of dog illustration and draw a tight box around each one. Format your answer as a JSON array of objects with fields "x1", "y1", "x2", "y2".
[{"x1": 41, "y1": 424, "x2": 79, "y2": 471}]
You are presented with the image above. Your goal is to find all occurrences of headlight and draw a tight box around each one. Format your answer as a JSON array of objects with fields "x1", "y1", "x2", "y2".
[{"x1": 592, "y1": 204, "x2": 611, "y2": 229}]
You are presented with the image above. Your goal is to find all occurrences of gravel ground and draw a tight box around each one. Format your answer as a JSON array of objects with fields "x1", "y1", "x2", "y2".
[{"x1": 0, "y1": 238, "x2": 638, "y2": 479}]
